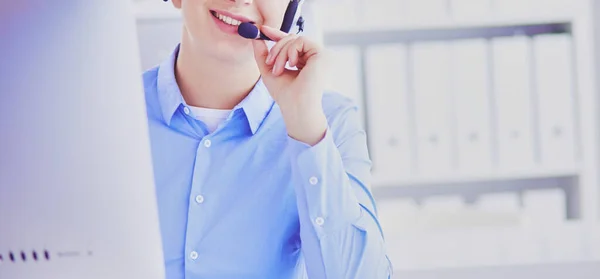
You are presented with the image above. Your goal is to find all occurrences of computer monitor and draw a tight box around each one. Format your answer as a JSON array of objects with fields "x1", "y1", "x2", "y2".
[{"x1": 0, "y1": 1, "x2": 165, "y2": 278}]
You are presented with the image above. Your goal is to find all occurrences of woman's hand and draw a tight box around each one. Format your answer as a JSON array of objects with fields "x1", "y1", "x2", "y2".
[{"x1": 251, "y1": 25, "x2": 329, "y2": 146}]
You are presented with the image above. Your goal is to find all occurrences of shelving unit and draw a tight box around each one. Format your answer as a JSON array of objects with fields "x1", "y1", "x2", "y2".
[
  {"x1": 314, "y1": 0, "x2": 600, "y2": 226},
  {"x1": 318, "y1": 0, "x2": 600, "y2": 268}
]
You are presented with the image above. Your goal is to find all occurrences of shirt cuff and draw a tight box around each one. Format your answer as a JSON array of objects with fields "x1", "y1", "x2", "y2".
[{"x1": 287, "y1": 128, "x2": 362, "y2": 237}]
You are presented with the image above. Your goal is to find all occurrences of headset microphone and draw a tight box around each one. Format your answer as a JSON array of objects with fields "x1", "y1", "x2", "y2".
[{"x1": 237, "y1": 23, "x2": 270, "y2": 40}]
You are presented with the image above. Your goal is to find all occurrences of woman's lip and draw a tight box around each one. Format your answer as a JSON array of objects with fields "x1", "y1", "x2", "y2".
[{"x1": 210, "y1": 9, "x2": 254, "y2": 23}]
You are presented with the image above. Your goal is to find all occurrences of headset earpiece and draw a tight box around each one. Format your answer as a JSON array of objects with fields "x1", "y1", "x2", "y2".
[{"x1": 281, "y1": 0, "x2": 306, "y2": 35}]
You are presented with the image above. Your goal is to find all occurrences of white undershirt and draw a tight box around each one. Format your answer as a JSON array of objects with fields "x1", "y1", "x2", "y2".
[{"x1": 187, "y1": 106, "x2": 232, "y2": 133}]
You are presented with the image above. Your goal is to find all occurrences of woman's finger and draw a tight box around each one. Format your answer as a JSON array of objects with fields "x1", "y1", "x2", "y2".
[
  {"x1": 266, "y1": 34, "x2": 297, "y2": 66},
  {"x1": 272, "y1": 38, "x2": 297, "y2": 76},
  {"x1": 251, "y1": 39, "x2": 271, "y2": 75},
  {"x1": 260, "y1": 25, "x2": 289, "y2": 42},
  {"x1": 287, "y1": 38, "x2": 305, "y2": 68}
]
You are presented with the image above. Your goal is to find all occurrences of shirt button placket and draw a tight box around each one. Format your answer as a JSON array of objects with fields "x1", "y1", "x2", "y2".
[{"x1": 186, "y1": 138, "x2": 212, "y2": 266}]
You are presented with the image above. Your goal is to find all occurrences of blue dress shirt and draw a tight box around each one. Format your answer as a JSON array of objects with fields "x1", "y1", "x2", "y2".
[{"x1": 142, "y1": 45, "x2": 392, "y2": 279}]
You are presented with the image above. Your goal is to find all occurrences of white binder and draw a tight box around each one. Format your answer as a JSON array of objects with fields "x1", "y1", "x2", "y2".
[
  {"x1": 494, "y1": 0, "x2": 533, "y2": 16},
  {"x1": 365, "y1": 44, "x2": 412, "y2": 180},
  {"x1": 533, "y1": 34, "x2": 577, "y2": 168},
  {"x1": 411, "y1": 41, "x2": 453, "y2": 175},
  {"x1": 325, "y1": 46, "x2": 365, "y2": 129},
  {"x1": 405, "y1": 0, "x2": 449, "y2": 22},
  {"x1": 491, "y1": 36, "x2": 536, "y2": 171},
  {"x1": 319, "y1": 0, "x2": 361, "y2": 32},
  {"x1": 450, "y1": 38, "x2": 493, "y2": 173},
  {"x1": 450, "y1": 0, "x2": 491, "y2": 19},
  {"x1": 363, "y1": 0, "x2": 407, "y2": 29},
  {"x1": 531, "y1": 0, "x2": 571, "y2": 16}
]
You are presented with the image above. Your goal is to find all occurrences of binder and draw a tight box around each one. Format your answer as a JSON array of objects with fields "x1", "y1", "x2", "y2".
[
  {"x1": 533, "y1": 34, "x2": 577, "y2": 168},
  {"x1": 319, "y1": 0, "x2": 360, "y2": 32},
  {"x1": 363, "y1": 0, "x2": 407, "y2": 29},
  {"x1": 531, "y1": 0, "x2": 571, "y2": 15},
  {"x1": 494, "y1": 0, "x2": 533, "y2": 16},
  {"x1": 365, "y1": 44, "x2": 412, "y2": 179},
  {"x1": 325, "y1": 46, "x2": 366, "y2": 129},
  {"x1": 406, "y1": 0, "x2": 449, "y2": 22},
  {"x1": 450, "y1": 0, "x2": 491, "y2": 19},
  {"x1": 411, "y1": 41, "x2": 453, "y2": 175},
  {"x1": 522, "y1": 188, "x2": 566, "y2": 224},
  {"x1": 491, "y1": 36, "x2": 535, "y2": 170},
  {"x1": 450, "y1": 38, "x2": 493, "y2": 173}
]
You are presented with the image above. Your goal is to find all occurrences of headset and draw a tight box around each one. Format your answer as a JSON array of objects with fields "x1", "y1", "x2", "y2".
[
  {"x1": 161, "y1": 0, "x2": 305, "y2": 39},
  {"x1": 279, "y1": 0, "x2": 305, "y2": 34}
]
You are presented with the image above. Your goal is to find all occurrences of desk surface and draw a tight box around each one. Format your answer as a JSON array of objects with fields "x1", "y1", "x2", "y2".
[{"x1": 394, "y1": 261, "x2": 600, "y2": 279}]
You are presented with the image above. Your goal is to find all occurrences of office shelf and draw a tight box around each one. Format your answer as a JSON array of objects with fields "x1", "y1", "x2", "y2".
[
  {"x1": 324, "y1": 21, "x2": 571, "y2": 46},
  {"x1": 324, "y1": 14, "x2": 575, "y2": 36},
  {"x1": 372, "y1": 166, "x2": 581, "y2": 189}
]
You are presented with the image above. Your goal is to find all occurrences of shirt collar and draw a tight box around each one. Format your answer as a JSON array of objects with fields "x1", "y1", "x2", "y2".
[
  {"x1": 234, "y1": 78, "x2": 275, "y2": 134},
  {"x1": 157, "y1": 44, "x2": 185, "y2": 126},
  {"x1": 156, "y1": 44, "x2": 274, "y2": 134}
]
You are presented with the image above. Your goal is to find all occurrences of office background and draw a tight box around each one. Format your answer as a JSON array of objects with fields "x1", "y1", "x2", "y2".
[{"x1": 131, "y1": 0, "x2": 600, "y2": 275}]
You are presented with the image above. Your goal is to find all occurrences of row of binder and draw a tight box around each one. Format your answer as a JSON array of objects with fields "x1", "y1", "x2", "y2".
[
  {"x1": 325, "y1": 33, "x2": 578, "y2": 179},
  {"x1": 379, "y1": 188, "x2": 567, "y2": 234},
  {"x1": 378, "y1": 189, "x2": 600, "y2": 269},
  {"x1": 322, "y1": 0, "x2": 572, "y2": 31}
]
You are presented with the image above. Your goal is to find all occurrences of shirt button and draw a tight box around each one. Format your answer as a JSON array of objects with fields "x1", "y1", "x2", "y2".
[
  {"x1": 184, "y1": 107, "x2": 190, "y2": 115},
  {"x1": 190, "y1": 251, "x2": 198, "y2": 260},
  {"x1": 309, "y1": 176, "x2": 319, "y2": 185},
  {"x1": 315, "y1": 217, "x2": 325, "y2": 226},
  {"x1": 195, "y1": 195, "x2": 204, "y2": 204},
  {"x1": 204, "y1": 139, "x2": 212, "y2": 148}
]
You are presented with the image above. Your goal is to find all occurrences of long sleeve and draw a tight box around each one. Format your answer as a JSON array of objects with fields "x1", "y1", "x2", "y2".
[{"x1": 286, "y1": 97, "x2": 393, "y2": 279}]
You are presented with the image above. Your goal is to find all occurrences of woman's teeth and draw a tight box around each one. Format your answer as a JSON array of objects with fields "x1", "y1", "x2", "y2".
[{"x1": 214, "y1": 12, "x2": 241, "y2": 26}]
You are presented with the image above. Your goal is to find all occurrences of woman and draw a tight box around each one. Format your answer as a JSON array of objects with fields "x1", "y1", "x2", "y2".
[{"x1": 142, "y1": 0, "x2": 392, "y2": 278}]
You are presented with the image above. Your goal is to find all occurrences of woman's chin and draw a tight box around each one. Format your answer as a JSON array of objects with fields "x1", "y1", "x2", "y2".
[{"x1": 208, "y1": 42, "x2": 253, "y2": 63}]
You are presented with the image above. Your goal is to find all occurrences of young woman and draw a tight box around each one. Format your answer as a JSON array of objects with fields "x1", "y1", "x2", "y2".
[{"x1": 142, "y1": 0, "x2": 392, "y2": 278}]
